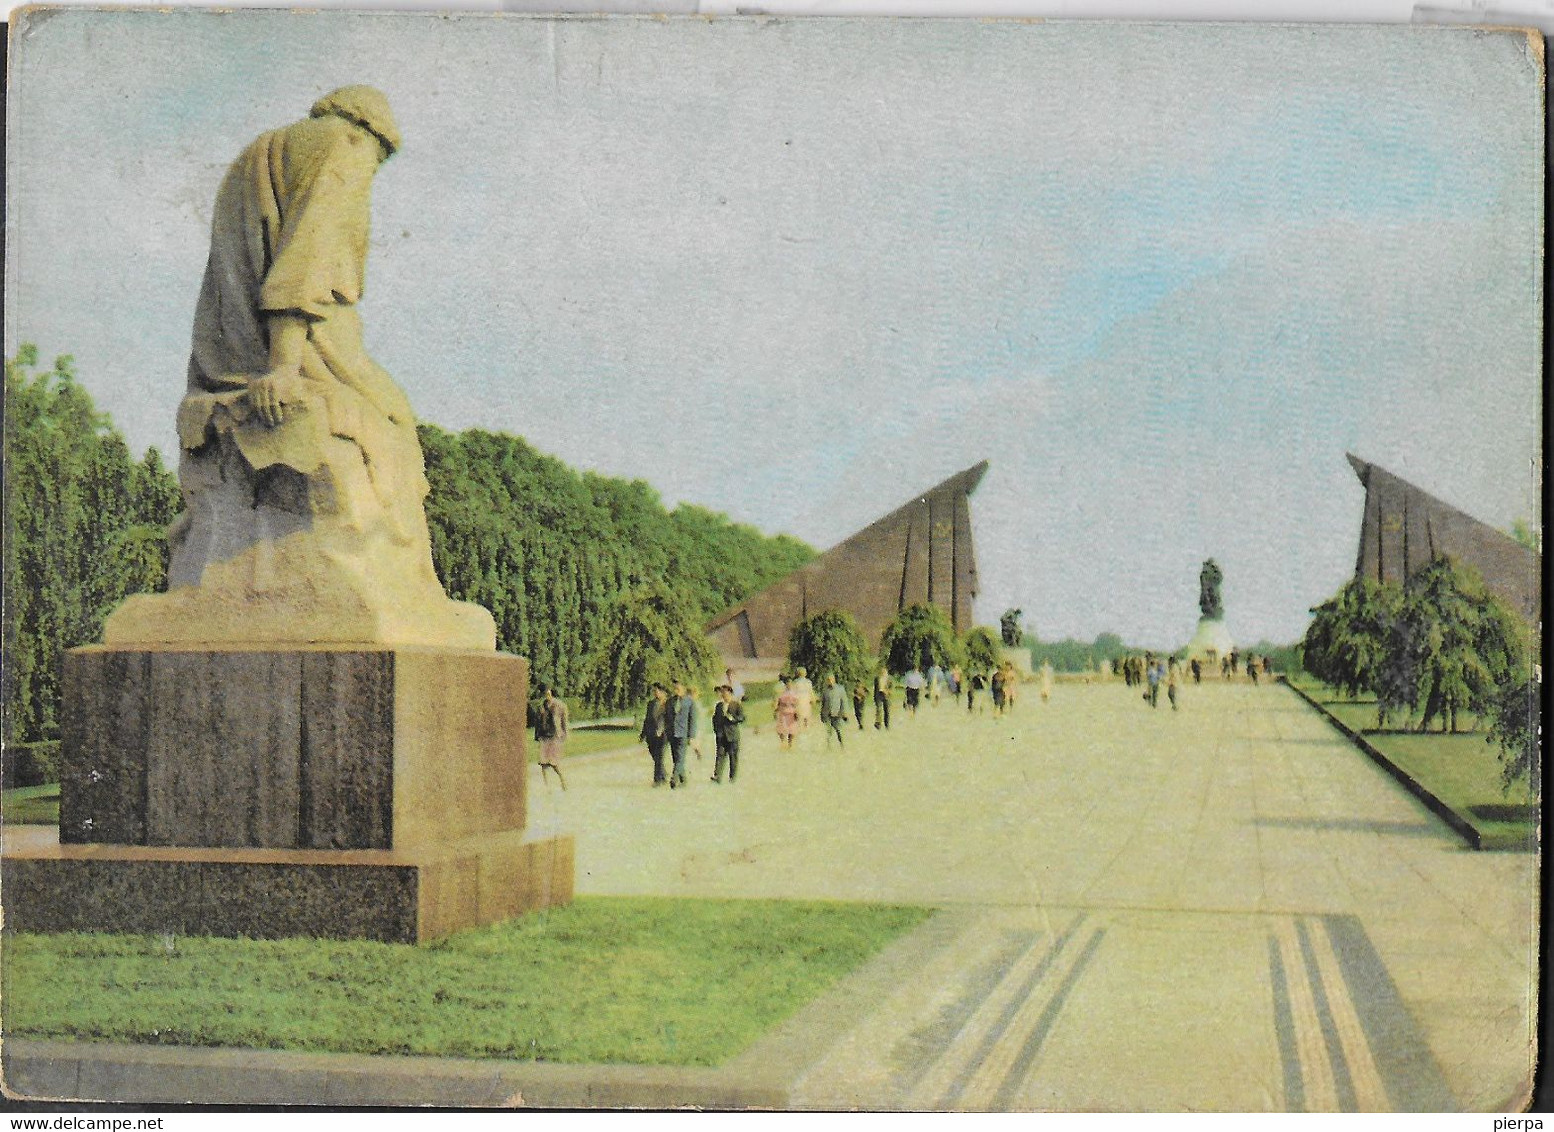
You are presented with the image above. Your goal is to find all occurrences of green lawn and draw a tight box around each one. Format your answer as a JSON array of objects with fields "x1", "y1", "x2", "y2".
[
  {"x1": 1286, "y1": 677, "x2": 1536, "y2": 850},
  {"x1": 2, "y1": 783, "x2": 59, "y2": 826},
  {"x1": 2, "y1": 896, "x2": 931, "y2": 1065}
]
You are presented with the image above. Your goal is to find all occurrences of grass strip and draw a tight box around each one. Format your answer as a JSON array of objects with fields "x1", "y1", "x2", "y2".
[
  {"x1": 1285, "y1": 678, "x2": 1536, "y2": 850},
  {"x1": 2, "y1": 896, "x2": 931, "y2": 1066}
]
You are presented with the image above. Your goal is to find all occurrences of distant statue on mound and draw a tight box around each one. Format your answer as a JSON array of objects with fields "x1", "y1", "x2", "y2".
[
  {"x1": 105, "y1": 86, "x2": 495, "y2": 649},
  {"x1": 1199, "y1": 558, "x2": 1224, "y2": 621},
  {"x1": 1000, "y1": 608, "x2": 1024, "y2": 648}
]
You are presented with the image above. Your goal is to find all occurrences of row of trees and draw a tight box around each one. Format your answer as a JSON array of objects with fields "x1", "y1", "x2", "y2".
[
  {"x1": 5, "y1": 348, "x2": 182, "y2": 744},
  {"x1": 572, "y1": 599, "x2": 1020, "y2": 714},
  {"x1": 787, "y1": 605, "x2": 1006, "y2": 692},
  {"x1": 418, "y1": 424, "x2": 813, "y2": 697},
  {"x1": 5, "y1": 346, "x2": 814, "y2": 741},
  {"x1": 1301, "y1": 558, "x2": 1536, "y2": 790}
]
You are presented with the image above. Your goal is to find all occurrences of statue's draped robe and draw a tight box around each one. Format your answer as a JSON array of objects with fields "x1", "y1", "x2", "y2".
[{"x1": 105, "y1": 113, "x2": 495, "y2": 648}]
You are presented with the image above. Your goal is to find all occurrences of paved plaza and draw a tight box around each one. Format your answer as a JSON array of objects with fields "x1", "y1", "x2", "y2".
[{"x1": 526, "y1": 681, "x2": 1537, "y2": 1112}]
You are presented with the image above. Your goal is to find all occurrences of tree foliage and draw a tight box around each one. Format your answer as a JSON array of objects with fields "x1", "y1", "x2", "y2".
[
  {"x1": 574, "y1": 583, "x2": 721, "y2": 712},
  {"x1": 1301, "y1": 577, "x2": 1404, "y2": 705},
  {"x1": 418, "y1": 424, "x2": 813, "y2": 699},
  {"x1": 5, "y1": 346, "x2": 181, "y2": 743},
  {"x1": 1306, "y1": 558, "x2": 1540, "y2": 790},
  {"x1": 5, "y1": 353, "x2": 813, "y2": 740},
  {"x1": 788, "y1": 610, "x2": 872, "y2": 689},
  {"x1": 1387, "y1": 558, "x2": 1526, "y2": 733},
  {"x1": 1487, "y1": 675, "x2": 1540, "y2": 797},
  {"x1": 877, "y1": 604, "x2": 962, "y2": 675},
  {"x1": 963, "y1": 626, "x2": 1002, "y2": 674}
]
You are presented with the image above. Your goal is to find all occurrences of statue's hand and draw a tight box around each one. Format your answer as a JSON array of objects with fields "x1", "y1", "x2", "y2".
[{"x1": 246, "y1": 367, "x2": 306, "y2": 427}]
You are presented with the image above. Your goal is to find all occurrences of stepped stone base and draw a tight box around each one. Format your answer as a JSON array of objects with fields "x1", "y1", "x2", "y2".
[
  {"x1": 19, "y1": 642, "x2": 573, "y2": 944},
  {"x1": 2, "y1": 827, "x2": 573, "y2": 944}
]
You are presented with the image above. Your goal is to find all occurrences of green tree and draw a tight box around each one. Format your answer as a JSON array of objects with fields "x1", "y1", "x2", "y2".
[
  {"x1": 1388, "y1": 558, "x2": 1526, "y2": 733},
  {"x1": 963, "y1": 626, "x2": 1002, "y2": 674},
  {"x1": 418, "y1": 424, "x2": 814, "y2": 698},
  {"x1": 1487, "y1": 675, "x2": 1540, "y2": 796},
  {"x1": 1301, "y1": 577, "x2": 1404, "y2": 716},
  {"x1": 575, "y1": 583, "x2": 721, "y2": 712},
  {"x1": 788, "y1": 610, "x2": 872, "y2": 689},
  {"x1": 878, "y1": 604, "x2": 962, "y2": 676},
  {"x1": 4, "y1": 345, "x2": 180, "y2": 744}
]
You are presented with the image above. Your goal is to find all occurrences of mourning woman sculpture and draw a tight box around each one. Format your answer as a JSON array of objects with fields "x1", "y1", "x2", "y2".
[{"x1": 105, "y1": 87, "x2": 494, "y2": 648}]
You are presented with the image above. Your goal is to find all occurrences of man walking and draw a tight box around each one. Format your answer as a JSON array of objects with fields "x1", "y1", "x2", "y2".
[
  {"x1": 874, "y1": 667, "x2": 893, "y2": 730},
  {"x1": 668, "y1": 679, "x2": 697, "y2": 788},
  {"x1": 852, "y1": 679, "x2": 869, "y2": 730},
  {"x1": 639, "y1": 682, "x2": 670, "y2": 787},
  {"x1": 821, "y1": 674, "x2": 850, "y2": 749},
  {"x1": 1146, "y1": 659, "x2": 1162, "y2": 708},
  {"x1": 710, "y1": 684, "x2": 745, "y2": 783}
]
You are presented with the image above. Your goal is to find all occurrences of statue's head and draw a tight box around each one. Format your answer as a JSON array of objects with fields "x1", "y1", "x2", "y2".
[{"x1": 310, "y1": 85, "x2": 402, "y2": 159}]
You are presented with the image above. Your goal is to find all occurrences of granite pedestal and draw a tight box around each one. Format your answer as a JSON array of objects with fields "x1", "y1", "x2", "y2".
[{"x1": 5, "y1": 645, "x2": 573, "y2": 942}]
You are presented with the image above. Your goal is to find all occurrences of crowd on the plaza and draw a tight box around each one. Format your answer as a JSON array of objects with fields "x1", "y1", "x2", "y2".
[
  {"x1": 529, "y1": 648, "x2": 1279, "y2": 790},
  {"x1": 1116, "y1": 648, "x2": 1274, "y2": 711}
]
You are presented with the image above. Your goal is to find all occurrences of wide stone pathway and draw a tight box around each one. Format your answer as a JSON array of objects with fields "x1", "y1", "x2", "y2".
[{"x1": 526, "y1": 682, "x2": 1536, "y2": 1112}]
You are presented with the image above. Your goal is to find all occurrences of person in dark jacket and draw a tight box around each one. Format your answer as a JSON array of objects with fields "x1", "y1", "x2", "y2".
[
  {"x1": 710, "y1": 684, "x2": 746, "y2": 783},
  {"x1": 668, "y1": 679, "x2": 697, "y2": 788},
  {"x1": 639, "y1": 682, "x2": 670, "y2": 787},
  {"x1": 533, "y1": 686, "x2": 568, "y2": 790},
  {"x1": 852, "y1": 680, "x2": 868, "y2": 731}
]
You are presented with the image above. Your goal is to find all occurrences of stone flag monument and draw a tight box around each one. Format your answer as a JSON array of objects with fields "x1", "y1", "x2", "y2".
[{"x1": 6, "y1": 88, "x2": 573, "y2": 942}]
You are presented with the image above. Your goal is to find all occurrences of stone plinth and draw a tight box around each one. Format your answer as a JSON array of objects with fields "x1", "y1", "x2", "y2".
[
  {"x1": 19, "y1": 644, "x2": 571, "y2": 943},
  {"x1": 1184, "y1": 617, "x2": 1234, "y2": 663},
  {"x1": 998, "y1": 646, "x2": 1033, "y2": 677},
  {"x1": 60, "y1": 646, "x2": 528, "y2": 849},
  {"x1": 3, "y1": 827, "x2": 573, "y2": 944}
]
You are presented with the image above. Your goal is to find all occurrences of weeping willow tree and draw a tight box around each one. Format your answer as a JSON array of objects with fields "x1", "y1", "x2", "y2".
[
  {"x1": 878, "y1": 603, "x2": 963, "y2": 676},
  {"x1": 1301, "y1": 577, "x2": 1403, "y2": 725},
  {"x1": 963, "y1": 626, "x2": 1002, "y2": 674},
  {"x1": 1386, "y1": 558, "x2": 1527, "y2": 734},
  {"x1": 575, "y1": 583, "x2": 721, "y2": 712},
  {"x1": 788, "y1": 610, "x2": 872, "y2": 690}
]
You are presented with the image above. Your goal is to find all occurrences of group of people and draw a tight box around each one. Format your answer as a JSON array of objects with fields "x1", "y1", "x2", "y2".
[
  {"x1": 533, "y1": 656, "x2": 1066, "y2": 794},
  {"x1": 1125, "y1": 655, "x2": 1183, "y2": 711},
  {"x1": 638, "y1": 670, "x2": 749, "y2": 787},
  {"x1": 1114, "y1": 649, "x2": 1277, "y2": 712}
]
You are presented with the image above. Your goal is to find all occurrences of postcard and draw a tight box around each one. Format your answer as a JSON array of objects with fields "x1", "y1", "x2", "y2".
[{"x1": 1, "y1": 10, "x2": 1542, "y2": 1111}]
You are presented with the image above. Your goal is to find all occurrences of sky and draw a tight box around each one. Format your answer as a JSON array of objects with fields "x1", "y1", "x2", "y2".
[{"x1": 5, "y1": 12, "x2": 1543, "y2": 647}]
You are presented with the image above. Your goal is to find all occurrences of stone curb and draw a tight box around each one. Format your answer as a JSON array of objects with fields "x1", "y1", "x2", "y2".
[
  {"x1": 1281, "y1": 678, "x2": 1484, "y2": 851},
  {"x1": 1, "y1": 1041, "x2": 787, "y2": 1110}
]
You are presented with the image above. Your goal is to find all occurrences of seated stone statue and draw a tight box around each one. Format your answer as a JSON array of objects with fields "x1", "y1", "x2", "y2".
[{"x1": 105, "y1": 86, "x2": 495, "y2": 649}]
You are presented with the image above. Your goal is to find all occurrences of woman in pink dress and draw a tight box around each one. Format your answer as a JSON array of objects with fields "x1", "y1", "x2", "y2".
[{"x1": 773, "y1": 677, "x2": 800, "y2": 750}]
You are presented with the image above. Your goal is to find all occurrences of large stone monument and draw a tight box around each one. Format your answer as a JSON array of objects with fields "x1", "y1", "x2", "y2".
[
  {"x1": 1184, "y1": 557, "x2": 1234, "y2": 664},
  {"x1": 5, "y1": 88, "x2": 573, "y2": 942}
]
